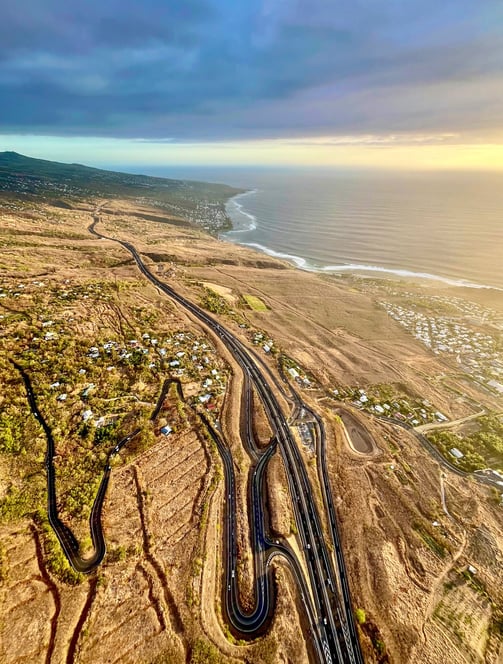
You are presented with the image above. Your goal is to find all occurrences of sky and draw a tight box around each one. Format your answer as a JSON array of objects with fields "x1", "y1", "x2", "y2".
[{"x1": 2, "y1": 0, "x2": 503, "y2": 169}]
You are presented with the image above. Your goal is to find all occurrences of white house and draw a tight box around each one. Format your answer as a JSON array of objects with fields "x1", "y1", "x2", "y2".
[{"x1": 449, "y1": 448, "x2": 464, "y2": 459}]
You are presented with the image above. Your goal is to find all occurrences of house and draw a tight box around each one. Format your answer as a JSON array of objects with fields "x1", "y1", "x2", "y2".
[
  {"x1": 81, "y1": 384, "x2": 95, "y2": 398},
  {"x1": 288, "y1": 368, "x2": 300, "y2": 380},
  {"x1": 450, "y1": 448, "x2": 464, "y2": 459},
  {"x1": 82, "y1": 409, "x2": 93, "y2": 422},
  {"x1": 57, "y1": 393, "x2": 67, "y2": 402},
  {"x1": 160, "y1": 425, "x2": 172, "y2": 436},
  {"x1": 488, "y1": 379, "x2": 503, "y2": 394}
]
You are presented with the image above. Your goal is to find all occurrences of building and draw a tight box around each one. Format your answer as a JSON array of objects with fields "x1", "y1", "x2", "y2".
[
  {"x1": 449, "y1": 447, "x2": 464, "y2": 459},
  {"x1": 488, "y1": 379, "x2": 503, "y2": 394}
]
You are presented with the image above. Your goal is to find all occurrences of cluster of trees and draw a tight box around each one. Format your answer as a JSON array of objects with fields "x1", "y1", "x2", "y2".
[
  {"x1": 0, "y1": 412, "x2": 24, "y2": 454},
  {"x1": 430, "y1": 414, "x2": 503, "y2": 472},
  {"x1": 0, "y1": 484, "x2": 42, "y2": 524},
  {"x1": 200, "y1": 287, "x2": 230, "y2": 315},
  {"x1": 430, "y1": 430, "x2": 485, "y2": 471},
  {"x1": 474, "y1": 414, "x2": 503, "y2": 457},
  {"x1": 189, "y1": 639, "x2": 221, "y2": 664},
  {"x1": 57, "y1": 449, "x2": 105, "y2": 519},
  {"x1": 35, "y1": 511, "x2": 84, "y2": 585}
]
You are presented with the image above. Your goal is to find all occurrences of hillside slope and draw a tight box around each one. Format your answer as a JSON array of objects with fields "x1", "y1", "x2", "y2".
[{"x1": 0, "y1": 151, "x2": 242, "y2": 232}]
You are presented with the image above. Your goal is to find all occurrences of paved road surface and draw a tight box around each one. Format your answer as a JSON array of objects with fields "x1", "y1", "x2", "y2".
[{"x1": 89, "y1": 217, "x2": 364, "y2": 664}]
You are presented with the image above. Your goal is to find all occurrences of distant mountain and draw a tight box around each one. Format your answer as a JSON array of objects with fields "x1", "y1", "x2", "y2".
[{"x1": 0, "y1": 151, "x2": 243, "y2": 232}]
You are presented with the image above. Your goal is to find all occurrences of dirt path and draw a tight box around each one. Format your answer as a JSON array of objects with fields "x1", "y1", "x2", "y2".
[
  {"x1": 414, "y1": 410, "x2": 486, "y2": 433},
  {"x1": 439, "y1": 473, "x2": 453, "y2": 520},
  {"x1": 420, "y1": 483, "x2": 467, "y2": 643}
]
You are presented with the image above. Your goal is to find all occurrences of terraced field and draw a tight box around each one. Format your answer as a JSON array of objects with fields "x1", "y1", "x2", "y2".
[{"x1": 67, "y1": 399, "x2": 215, "y2": 662}]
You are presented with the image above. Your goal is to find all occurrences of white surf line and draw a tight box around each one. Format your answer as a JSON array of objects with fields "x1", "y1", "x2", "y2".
[
  {"x1": 225, "y1": 189, "x2": 259, "y2": 233},
  {"x1": 231, "y1": 241, "x2": 502, "y2": 291}
]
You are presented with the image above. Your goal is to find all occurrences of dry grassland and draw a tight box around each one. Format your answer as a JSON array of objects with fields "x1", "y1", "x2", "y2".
[{"x1": 0, "y1": 196, "x2": 502, "y2": 664}]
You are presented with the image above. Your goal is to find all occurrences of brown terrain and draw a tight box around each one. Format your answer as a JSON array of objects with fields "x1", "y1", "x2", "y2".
[{"x1": 0, "y1": 196, "x2": 502, "y2": 664}]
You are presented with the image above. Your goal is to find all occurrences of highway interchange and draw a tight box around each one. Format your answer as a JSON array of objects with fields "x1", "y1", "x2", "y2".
[
  {"x1": 11, "y1": 209, "x2": 499, "y2": 663},
  {"x1": 89, "y1": 216, "x2": 364, "y2": 664}
]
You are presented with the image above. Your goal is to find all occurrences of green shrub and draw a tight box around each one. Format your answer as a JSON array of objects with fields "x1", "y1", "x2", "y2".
[
  {"x1": 355, "y1": 608, "x2": 366, "y2": 624},
  {"x1": 189, "y1": 638, "x2": 221, "y2": 664}
]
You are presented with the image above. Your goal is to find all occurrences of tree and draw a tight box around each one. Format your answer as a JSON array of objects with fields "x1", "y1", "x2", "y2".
[{"x1": 355, "y1": 608, "x2": 366, "y2": 625}]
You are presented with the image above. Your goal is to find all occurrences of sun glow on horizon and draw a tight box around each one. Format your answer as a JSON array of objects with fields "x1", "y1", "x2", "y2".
[{"x1": 2, "y1": 134, "x2": 503, "y2": 172}]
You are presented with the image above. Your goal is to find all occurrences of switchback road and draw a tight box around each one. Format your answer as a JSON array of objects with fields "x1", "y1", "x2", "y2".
[
  {"x1": 12, "y1": 360, "x2": 140, "y2": 574},
  {"x1": 89, "y1": 216, "x2": 363, "y2": 664}
]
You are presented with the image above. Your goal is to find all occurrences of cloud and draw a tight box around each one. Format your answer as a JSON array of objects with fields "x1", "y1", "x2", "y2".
[{"x1": 0, "y1": 0, "x2": 503, "y2": 141}]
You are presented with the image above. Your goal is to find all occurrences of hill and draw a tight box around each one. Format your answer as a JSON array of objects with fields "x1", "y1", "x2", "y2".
[{"x1": 0, "y1": 151, "x2": 242, "y2": 232}]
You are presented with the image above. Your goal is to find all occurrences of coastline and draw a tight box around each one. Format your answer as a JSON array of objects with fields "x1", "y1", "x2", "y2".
[
  {"x1": 222, "y1": 191, "x2": 503, "y2": 293},
  {"x1": 224, "y1": 189, "x2": 258, "y2": 234},
  {"x1": 3, "y1": 184, "x2": 503, "y2": 664}
]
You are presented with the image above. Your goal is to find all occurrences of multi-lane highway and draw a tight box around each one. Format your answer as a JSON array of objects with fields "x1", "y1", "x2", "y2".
[{"x1": 89, "y1": 217, "x2": 363, "y2": 663}]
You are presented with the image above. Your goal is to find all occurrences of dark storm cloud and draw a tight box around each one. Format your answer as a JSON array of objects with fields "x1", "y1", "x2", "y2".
[
  {"x1": 1, "y1": 0, "x2": 503, "y2": 140},
  {"x1": 0, "y1": 1, "x2": 211, "y2": 55}
]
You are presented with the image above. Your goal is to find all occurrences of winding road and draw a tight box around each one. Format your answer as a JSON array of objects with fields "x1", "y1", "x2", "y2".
[
  {"x1": 12, "y1": 360, "x2": 140, "y2": 573},
  {"x1": 88, "y1": 215, "x2": 364, "y2": 663}
]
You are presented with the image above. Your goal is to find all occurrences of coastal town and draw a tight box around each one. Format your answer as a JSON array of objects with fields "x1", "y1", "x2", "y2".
[
  {"x1": 380, "y1": 294, "x2": 503, "y2": 396},
  {"x1": 1, "y1": 186, "x2": 503, "y2": 664},
  {"x1": 137, "y1": 195, "x2": 232, "y2": 233}
]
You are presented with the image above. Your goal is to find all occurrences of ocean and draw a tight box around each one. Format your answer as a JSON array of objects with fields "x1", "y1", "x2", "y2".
[{"x1": 141, "y1": 167, "x2": 503, "y2": 291}]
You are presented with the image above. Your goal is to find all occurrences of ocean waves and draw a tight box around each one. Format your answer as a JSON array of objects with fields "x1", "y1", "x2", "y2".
[
  {"x1": 318, "y1": 263, "x2": 503, "y2": 290},
  {"x1": 220, "y1": 169, "x2": 503, "y2": 292},
  {"x1": 234, "y1": 243, "x2": 502, "y2": 291},
  {"x1": 225, "y1": 190, "x2": 258, "y2": 233}
]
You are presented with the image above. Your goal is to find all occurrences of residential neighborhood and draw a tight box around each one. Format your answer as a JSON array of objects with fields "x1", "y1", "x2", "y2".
[{"x1": 381, "y1": 295, "x2": 503, "y2": 395}]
